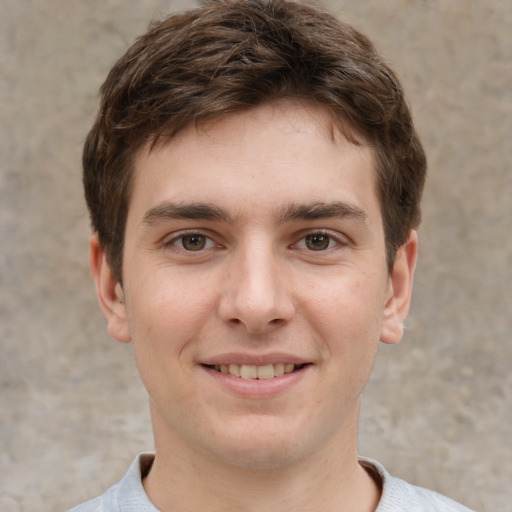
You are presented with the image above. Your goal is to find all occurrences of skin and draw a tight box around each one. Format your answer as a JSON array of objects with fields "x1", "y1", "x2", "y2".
[{"x1": 90, "y1": 101, "x2": 417, "y2": 512}]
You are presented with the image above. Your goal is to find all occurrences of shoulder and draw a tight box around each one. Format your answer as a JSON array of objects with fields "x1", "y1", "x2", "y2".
[
  {"x1": 67, "y1": 454, "x2": 158, "y2": 512},
  {"x1": 68, "y1": 495, "x2": 103, "y2": 512},
  {"x1": 67, "y1": 480, "x2": 122, "y2": 512},
  {"x1": 359, "y1": 458, "x2": 475, "y2": 512}
]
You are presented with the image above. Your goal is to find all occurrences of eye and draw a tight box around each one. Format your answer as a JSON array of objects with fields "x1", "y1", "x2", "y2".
[
  {"x1": 304, "y1": 233, "x2": 331, "y2": 251},
  {"x1": 294, "y1": 231, "x2": 343, "y2": 252},
  {"x1": 170, "y1": 233, "x2": 216, "y2": 251}
]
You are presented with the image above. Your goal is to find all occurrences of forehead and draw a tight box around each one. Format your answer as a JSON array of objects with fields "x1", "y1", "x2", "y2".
[{"x1": 128, "y1": 101, "x2": 379, "y2": 224}]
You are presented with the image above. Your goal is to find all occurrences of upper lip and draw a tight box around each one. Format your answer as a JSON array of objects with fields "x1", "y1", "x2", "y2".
[{"x1": 200, "y1": 352, "x2": 311, "y2": 366}]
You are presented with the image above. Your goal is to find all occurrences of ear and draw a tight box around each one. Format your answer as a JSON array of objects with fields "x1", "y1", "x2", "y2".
[
  {"x1": 380, "y1": 230, "x2": 418, "y2": 345},
  {"x1": 89, "y1": 233, "x2": 131, "y2": 343}
]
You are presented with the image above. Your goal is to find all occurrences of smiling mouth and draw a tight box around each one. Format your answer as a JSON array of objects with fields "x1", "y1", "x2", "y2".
[{"x1": 205, "y1": 363, "x2": 308, "y2": 380}]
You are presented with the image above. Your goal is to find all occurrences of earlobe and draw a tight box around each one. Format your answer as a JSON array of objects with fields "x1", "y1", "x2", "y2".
[
  {"x1": 380, "y1": 231, "x2": 418, "y2": 345},
  {"x1": 89, "y1": 234, "x2": 131, "y2": 343}
]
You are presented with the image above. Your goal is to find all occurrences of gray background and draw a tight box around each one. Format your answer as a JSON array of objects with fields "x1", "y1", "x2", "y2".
[{"x1": 1, "y1": 1, "x2": 511, "y2": 510}]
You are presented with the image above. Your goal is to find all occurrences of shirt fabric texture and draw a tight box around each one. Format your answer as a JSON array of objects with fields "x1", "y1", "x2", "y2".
[{"x1": 69, "y1": 453, "x2": 474, "y2": 512}]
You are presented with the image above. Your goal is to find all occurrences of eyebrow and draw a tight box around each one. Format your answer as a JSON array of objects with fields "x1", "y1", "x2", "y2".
[
  {"x1": 141, "y1": 200, "x2": 368, "y2": 226},
  {"x1": 278, "y1": 201, "x2": 369, "y2": 224},
  {"x1": 142, "y1": 202, "x2": 233, "y2": 225}
]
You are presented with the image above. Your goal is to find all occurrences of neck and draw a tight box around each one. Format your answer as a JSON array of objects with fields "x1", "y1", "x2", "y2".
[{"x1": 143, "y1": 407, "x2": 380, "y2": 512}]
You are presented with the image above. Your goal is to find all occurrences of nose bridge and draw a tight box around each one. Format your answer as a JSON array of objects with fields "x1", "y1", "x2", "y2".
[{"x1": 219, "y1": 235, "x2": 293, "y2": 332}]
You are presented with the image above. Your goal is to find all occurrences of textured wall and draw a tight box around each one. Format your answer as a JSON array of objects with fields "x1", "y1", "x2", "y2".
[{"x1": 1, "y1": 1, "x2": 510, "y2": 510}]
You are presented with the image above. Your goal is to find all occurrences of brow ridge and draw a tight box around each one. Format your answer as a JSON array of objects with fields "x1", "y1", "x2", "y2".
[
  {"x1": 278, "y1": 201, "x2": 368, "y2": 223},
  {"x1": 142, "y1": 202, "x2": 233, "y2": 224},
  {"x1": 142, "y1": 200, "x2": 368, "y2": 226}
]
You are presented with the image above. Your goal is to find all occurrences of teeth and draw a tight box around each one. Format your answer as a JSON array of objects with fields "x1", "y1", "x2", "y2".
[
  {"x1": 274, "y1": 363, "x2": 285, "y2": 377},
  {"x1": 240, "y1": 364, "x2": 258, "y2": 379},
  {"x1": 257, "y1": 364, "x2": 274, "y2": 380},
  {"x1": 228, "y1": 364, "x2": 241, "y2": 377},
  {"x1": 213, "y1": 363, "x2": 299, "y2": 379}
]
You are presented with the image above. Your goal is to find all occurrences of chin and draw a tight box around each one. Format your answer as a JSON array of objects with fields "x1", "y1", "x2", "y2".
[
  {"x1": 201, "y1": 418, "x2": 312, "y2": 470},
  {"x1": 211, "y1": 441, "x2": 301, "y2": 471}
]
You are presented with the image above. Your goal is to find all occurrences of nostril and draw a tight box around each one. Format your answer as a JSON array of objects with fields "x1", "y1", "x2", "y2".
[{"x1": 227, "y1": 316, "x2": 285, "y2": 332}]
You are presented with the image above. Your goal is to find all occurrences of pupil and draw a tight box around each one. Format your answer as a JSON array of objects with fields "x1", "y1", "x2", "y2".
[
  {"x1": 183, "y1": 235, "x2": 205, "y2": 251},
  {"x1": 306, "y1": 234, "x2": 329, "y2": 251}
]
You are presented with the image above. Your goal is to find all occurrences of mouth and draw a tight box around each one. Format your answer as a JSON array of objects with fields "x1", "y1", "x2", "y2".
[{"x1": 204, "y1": 363, "x2": 309, "y2": 380}]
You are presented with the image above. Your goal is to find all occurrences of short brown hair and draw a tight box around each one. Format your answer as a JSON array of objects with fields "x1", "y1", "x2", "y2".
[{"x1": 83, "y1": 0, "x2": 426, "y2": 283}]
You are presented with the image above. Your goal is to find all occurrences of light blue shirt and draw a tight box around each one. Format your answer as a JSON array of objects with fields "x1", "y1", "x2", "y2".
[{"x1": 69, "y1": 453, "x2": 474, "y2": 511}]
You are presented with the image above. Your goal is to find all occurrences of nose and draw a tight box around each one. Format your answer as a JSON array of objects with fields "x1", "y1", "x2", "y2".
[{"x1": 218, "y1": 242, "x2": 295, "y2": 334}]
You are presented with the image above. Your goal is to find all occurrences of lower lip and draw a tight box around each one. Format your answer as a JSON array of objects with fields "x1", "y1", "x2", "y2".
[{"x1": 201, "y1": 365, "x2": 310, "y2": 398}]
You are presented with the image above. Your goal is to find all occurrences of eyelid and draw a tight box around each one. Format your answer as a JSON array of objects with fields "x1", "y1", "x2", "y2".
[
  {"x1": 292, "y1": 229, "x2": 349, "y2": 250},
  {"x1": 161, "y1": 229, "x2": 220, "y2": 250}
]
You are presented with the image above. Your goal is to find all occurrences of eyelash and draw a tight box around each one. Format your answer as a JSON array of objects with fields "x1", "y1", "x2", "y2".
[
  {"x1": 162, "y1": 230, "x2": 347, "y2": 253},
  {"x1": 292, "y1": 230, "x2": 347, "y2": 252},
  {"x1": 162, "y1": 231, "x2": 218, "y2": 252}
]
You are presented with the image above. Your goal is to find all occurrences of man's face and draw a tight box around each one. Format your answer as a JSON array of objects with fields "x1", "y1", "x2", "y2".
[{"x1": 92, "y1": 101, "x2": 416, "y2": 470}]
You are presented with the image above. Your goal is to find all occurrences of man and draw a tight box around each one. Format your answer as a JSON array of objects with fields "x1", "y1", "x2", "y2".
[{"x1": 72, "y1": 1, "x2": 473, "y2": 510}]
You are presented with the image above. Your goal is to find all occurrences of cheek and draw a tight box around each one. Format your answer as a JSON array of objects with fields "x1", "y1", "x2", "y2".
[
  {"x1": 126, "y1": 285, "x2": 207, "y2": 407},
  {"x1": 125, "y1": 275, "x2": 221, "y2": 388},
  {"x1": 303, "y1": 271, "x2": 386, "y2": 366},
  {"x1": 308, "y1": 270, "x2": 386, "y2": 327},
  {"x1": 128, "y1": 269, "x2": 214, "y2": 333}
]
